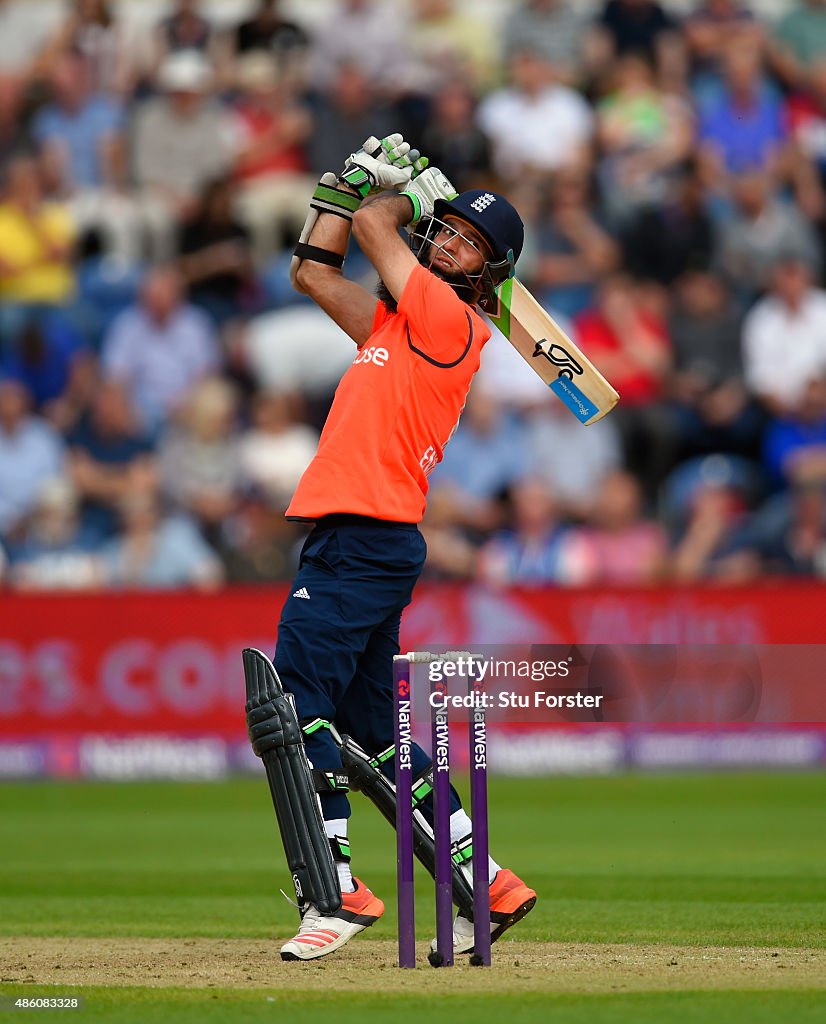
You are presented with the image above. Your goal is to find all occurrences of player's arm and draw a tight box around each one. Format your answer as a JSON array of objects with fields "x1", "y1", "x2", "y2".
[
  {"x1": 292, "y1": 135, "x2": 424, "y2": 345},
  {"x1": 352, "y1": 167, "x2": 458, "y2": 303}
]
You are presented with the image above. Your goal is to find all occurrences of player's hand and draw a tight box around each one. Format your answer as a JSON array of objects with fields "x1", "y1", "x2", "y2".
[
  {"x1": 339, "y1": 134, "x2": 428, "y2": 198},
  {"x1": 400, "y1": 167, "x2": 458, "y2": 226}
]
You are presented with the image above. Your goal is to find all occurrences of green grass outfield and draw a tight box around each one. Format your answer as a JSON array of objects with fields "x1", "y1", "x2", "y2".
[{"x1": 1, "y1": 773, "x2": 824, "y2": 1022}]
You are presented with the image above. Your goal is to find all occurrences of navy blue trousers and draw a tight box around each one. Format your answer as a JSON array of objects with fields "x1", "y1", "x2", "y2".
[{"x1": 274, "y1": 515, "x2": 458, "y2": 822}]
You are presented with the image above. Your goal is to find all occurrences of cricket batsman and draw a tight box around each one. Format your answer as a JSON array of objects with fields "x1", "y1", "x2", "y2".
[{"x1": 243, "y1": 134, "x2": 536, "y2": 961}]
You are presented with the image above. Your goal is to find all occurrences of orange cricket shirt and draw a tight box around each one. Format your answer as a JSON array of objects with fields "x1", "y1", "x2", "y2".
[{"x1": 286, "y1": 264, "x2": 491, "y2": 523}]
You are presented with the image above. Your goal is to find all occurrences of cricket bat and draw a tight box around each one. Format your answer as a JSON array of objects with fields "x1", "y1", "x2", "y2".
[{"x1": 489, "y1": 278, "x2": 620, "y2": 424}]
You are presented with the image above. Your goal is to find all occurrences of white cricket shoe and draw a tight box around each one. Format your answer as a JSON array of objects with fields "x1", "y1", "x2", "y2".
[{"x1": 280, "y1": 877, "x2": 385, "y2": 961}]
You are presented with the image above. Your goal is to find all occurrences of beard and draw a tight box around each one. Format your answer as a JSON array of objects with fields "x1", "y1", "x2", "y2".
[{"x1": 376, "y1": 254, "x2": 479, "y2": 313}]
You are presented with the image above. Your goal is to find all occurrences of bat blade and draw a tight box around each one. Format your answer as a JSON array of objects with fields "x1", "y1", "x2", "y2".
[{"x1": 490, "y1": 278, "x2": 620, "y2": 425}]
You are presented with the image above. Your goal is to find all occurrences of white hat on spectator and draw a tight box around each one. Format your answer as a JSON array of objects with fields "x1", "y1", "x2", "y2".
[
  {"x1": 235, "y1": 51, "x2": 278, "y2": 92},
  {"x1": 158, "y1": 49, "x2": 213, "y2": 93}
]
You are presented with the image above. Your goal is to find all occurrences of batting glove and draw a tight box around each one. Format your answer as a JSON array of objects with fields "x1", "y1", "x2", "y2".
[
  {"x1": 400, "y1": 167, "x2": 459, "y2": 227},
  {"x1": 339, "y1": 133, "x2": 428, "y2": 199}
]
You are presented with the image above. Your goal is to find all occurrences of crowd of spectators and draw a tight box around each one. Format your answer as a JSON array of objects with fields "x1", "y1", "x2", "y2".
[{"x1": 3, "y1": 0, "x2": 826, "y2": 590}]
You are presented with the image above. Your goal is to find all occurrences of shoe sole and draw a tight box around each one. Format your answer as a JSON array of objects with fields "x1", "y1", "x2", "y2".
[{"x1": 490, "y1": 894, "x2": 536, "y2": 943}]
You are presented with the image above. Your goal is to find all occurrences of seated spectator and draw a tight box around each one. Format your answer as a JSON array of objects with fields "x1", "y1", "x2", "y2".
[
  {"x1": 32, "y1": 49, "x2": 136, "y2": 262},
  {"x1": 571, "y1": 470, "x2": 668, "y2": 583},
  {"x1": 101, "y1": 264, "x2": 220, "y2": 434},
  {"x1": 219, "y1": 487, "x2": 304, "y2": 582},
  {"x1": 714, "y1": 168, "x2": 820, "y2": 305},
  {"x1": 664, "y1": 453, "x2": 763, "y2": 582},
  {"x1": 532, "y1": 168, "x2": 619, "y2": 318},
  {"x1": 229, "y1": 52, "x2": 313, "y2": 262},
  {"x1": 33, "y1": 0, "x2": 133, "y2": 97},
  {"x1": 131, "y1": 49, "x2": 235, "y2": 260},
  {"x1": 5, "y1": 476, "x2": 103, "y2": 590},
  {"x1": 419, "y1": 79, "x2": 493, "y2": 193},
  {"x1": 621, "y1": 158, "x2": 714, "y2": 284},
  {"x1": 763, "y1": 374, "x2": 826, "y2": 489},
  {"x1": 589, "y1": 0, "x2": 680, "y2": 85},
  {"x1": 155, "y1": 0, "x2": 213, "y2": 62},
  {"x1": 771, "y1": 0, "x2": 826, "y2": 90},
  {"x1": 525, "y1": 398, "x2": 623, "y2": 520},
  {"x1": 477, "y1": 47, "x2": 594, "y2": 184},
  {"x1": 409, "y1": 0, "x2": 496, "y2": 92},
  {"x1": 595, "y1": 49, "x2": 693, "y2": 226},
  {"x1": 306, "y1": 61, "x2": 397, "y2": 179},
  {"x1": 101, "y1": 487, "x2": 223, "y2": 590},
  {"x1": 428, "y1": 387, "x2": 534, "y2": 536},
  {"x1": 784, "y1": 57, "x2": 826, "y2": 221},
  {"x1": 158, "y1": 375, "x2": 244, "y2": 543},
  {"x1": 668, "y1": 270, "x2": 762, "y2": 461},
  {"x1": 311, "y1": 0, "x2": 414, "y2": 95},
  {"x1": 695, "y1": 41, "x2": 788, "y2": 185},
  {"x1": 0, "y1": 155, "x2": 76, "y2": 347},
  {"x1": 233, "y1": 0, "x2": 309, "y2": 65},
  {"x1": 179, "y1": 177, "x2": 257, "y2": 325},
  {"x1": 683, "y1": 0, "x2": 763, "y2": 93},
  {"x1": 0, "y1": 376, "x2": 65, "y2": 541},
  {"x1": 575, "y1": 273, "x2": 675, "y2": 497},
  {"x1": 68, "y1": 379, "x2": 157, "y2": 539},
  {"x1": 742, "y1": 254, "x2": 826, "y2": 417},
  {"x1": 503, "y1": 0, "x2": 588, "y2": 86},
  {"x1": 477, "y1": 477, "x2": 588, "y2": 587},
  {"x1": 1, "y1": 309, "x2": 90, "y2": 410},
  {"x1": 739, "y1": 479, "x2": 826, "y2": 576},
  {"x1": 238, "y1": 391, "x2": 319, "y2": 508}
]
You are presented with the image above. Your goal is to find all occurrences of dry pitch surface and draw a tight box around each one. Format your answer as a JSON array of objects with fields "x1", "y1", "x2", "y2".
[{"x1": 2, "y1": 937, "x2": 822, "y2": 995}]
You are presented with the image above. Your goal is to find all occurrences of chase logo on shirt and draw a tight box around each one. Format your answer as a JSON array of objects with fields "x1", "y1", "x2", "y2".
[{"x1": 354, "y1": 346, "x2": 389, "y2": 366}]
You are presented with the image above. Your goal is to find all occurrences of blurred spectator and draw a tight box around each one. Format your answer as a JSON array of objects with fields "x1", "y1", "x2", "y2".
[
  {"x1": 409, "y1": 0, "x2": 496, "y2": 92},
  {"x1": 0, "y1": 376, "x2": 65, "y2": 540},
  {"x1": 68, "y1": 378, "x2": 157, "y2": 539},
  {"x1": 0, "y1": 0, "x2": 60, "y2": 83},
  {"x1": 763, "y1": 374, "x2": 826, "y2": 488},
  {"x1": 101, "y1": 487, "x2": 223, "y2": 590},
  {"x1": 0, "y1": 155, "x2": 75, "y2": 345},
  {"x1": 230, "y1": 52, "x2": 312, "y2": 262},
  {"x1": 786, "y1": 58, "x2": 826, "y2": 187},
  {"x1": 428, "y1": 387, "x2": 533, "y2": 536},
  {"x1": 595, "y1": 49, "x2": 694, "y2": 225},
  {"x1": 101, "y1": 264, "x2": 220, "y2": 433},
  {"x1": 532, "y1": 168, "x2": 619, "y2": 319},
  {"x1": 32, "y1": 50, "x2": 135, "y2": 262},
  {"x1": 741, "y1": 479, "x2": 826, "y2": 575},
  {"x1": 5, "y1": 476, "x2": 103, "y2": 590},
  {"x1": 158, "y1": 375, "x2": 242, "y2": 544},
  {"x1": 742, "y1": 254, "x2": 826, "y2": 416},
  {"x1": 0, "y1": 73, "x2": 26, "y2": 167},
  {"x1": 526, "y1": 399, "x2": 623, "y2": 520},
  {"x1": 664, "y1": 453, "x2": 762, "y2": 581},
  {"x1": 622, "y1": 158, "x2": 714, "y2": 284},
  {"x1": 420, "y1": 78, "x2": 492, "y2": 192},
  {"x1": 714, "y1": 168, "x2": 820, "y2": 303},
  {"x1": 154, "y1": 0, "x2": 217, "y2": 69},
  {"x1": 34, "y1": 0, "x2": 132, "y2": 97},
  {"x1": 503, "y1": 0, "x2": 588, "y2": 85},
  {"x1": 238, "y1": 391, "x2": 319, "y2": 508},
  {"x1": 695, "y1": 41, "x2": 788, "y2": 183},
  {"x1": 590, "y1": 0, "x2": 680, "y2": 81},
  {"x1": 179, "y1": 177, "x2": 256, "y2": 325},
  {"x1": 219, "y1": 489, "x2": 304, "y2": 582},
  {"x1": 1, "y1": 309, "x2": 90, "y2": 409},
  {"x1": 477, "y1": 477, "x2": 587, "y2": 586},
  {"x1": 771, "y1": 0, "x2": 826, "y2": 90},
  {"x1": 575, "y1": 273, "x2": 675, "y2": 496},
  {"x1": 311, "y1": 0, "x2": 414, "y2": 94},
  {"x1": 306, "y1": 62, "x2": 397, "y2": 177},
  {"x1": 570, "y1": 469, "x2": 668, "y2": 583},
  {"x1": 131, "y1": 49, "x2": 235, "y2": 260},
  {"x1": 683, "y1": 0, "x2": 763, "y2": 92},
  {"x1": 477, "y1": 48, "x2": 594, "y2": 183},
  {"x1": 667, "y1": 271, "x2": 762, "y2": 460},
  {"x1": 233, "y1": 0, "x2": 309, "y2": 62}
]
